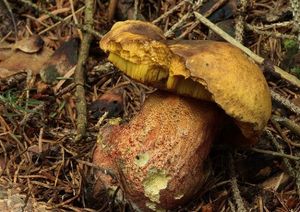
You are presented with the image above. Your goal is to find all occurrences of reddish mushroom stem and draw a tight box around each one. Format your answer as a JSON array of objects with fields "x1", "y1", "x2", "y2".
[{"x1": 93, "y1": 92, "x2": 224, "y2": 211}]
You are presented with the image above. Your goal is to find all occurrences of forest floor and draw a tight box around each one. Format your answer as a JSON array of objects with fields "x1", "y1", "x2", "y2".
[{"x1": 0, "y1": 0, "x2": 300, "y2": 211}]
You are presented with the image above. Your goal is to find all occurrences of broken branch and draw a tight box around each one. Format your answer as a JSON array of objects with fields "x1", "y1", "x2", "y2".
[{"x1": 74, "y1": 0, "x2": 95, "y2": 141}]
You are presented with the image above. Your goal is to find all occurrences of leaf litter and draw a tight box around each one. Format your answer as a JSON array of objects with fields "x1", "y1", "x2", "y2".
[{"x1": 0, "y1": 0, "x2": 299, "y2": 211}]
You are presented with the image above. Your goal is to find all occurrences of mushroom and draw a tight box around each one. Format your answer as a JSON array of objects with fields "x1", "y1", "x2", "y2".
[
  {"x1": 94, "y1": 20, "x2": 272, "y2": 210},
  {"x1": 100, "y1": 20, "x2": 272, "y2": 144}
]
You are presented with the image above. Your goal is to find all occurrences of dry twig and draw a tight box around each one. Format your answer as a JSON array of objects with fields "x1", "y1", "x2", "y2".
[
  {"x1": 251, "y1": 147, "x2": 300, "y2": 160},
  {"x1": 152, "y1": 0, "x2": 191, "y2": 24},
  {"x1": 271, "y1": 117, "x2": 300, "y2": 148},
  {"x1": 39, "y1": 6, "x2": 85, "y2": 35},
  {"x1": 228, "y1": 152, "x2": 247, "y2": 212},
  {"x1": 75, "y1": 0, "x2": 95, "y2": 141},
  {"x1": 246, "y1": 24, "x2": 297, "y2": 39},
  {"x1": 266, "y1": 130, "x2": 300, "y2": 197},
  {"x1": 178, "y1": 0, "x2": 226, "y2": 39},
  {"x1": 273, "y1": 115, "x2": 300, "y2": 137},
  {"x1": 108, "y1": 0, "x2": 118, "y2": 22},
  {"x1": 290, "y1": 0, "x2": 300, "y2": 47},
  {"x1": 235, "y1": 0, "x2": 248, "y2": 43},
  {"x1": 271, "y1": 90, "x2": 300, "y2": 115},
  {"x1": 19, "y1": 0, "x2": 103, "y2": 38},
  {"x1": 133, "y1": 0, "x2": 139, "y2": 20},
  {"x1": 2, "y1": 0, "x2": 17, "y2": 39},
  {"x1": 164, "y1": 0, "x2": 205, "y2": 37},
  {"x1": 164, "y1": 13, "x2": 192, "y2": 37}
]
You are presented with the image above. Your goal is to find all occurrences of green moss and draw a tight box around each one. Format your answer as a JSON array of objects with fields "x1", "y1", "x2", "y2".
[
  {"x1": 142, "y1": 168, "x2": 171, "y2": 203},
  {"x1": 283, "y1": 39, "x2": 299, "y2": 50},
  {"x1": 291, "y1": 67, "x2": 300, "y2": 78}
]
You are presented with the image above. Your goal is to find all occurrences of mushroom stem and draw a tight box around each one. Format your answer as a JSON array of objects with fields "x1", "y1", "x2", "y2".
[{"x1": 93, "y1": 92, "x2": 224, "y2": 211}]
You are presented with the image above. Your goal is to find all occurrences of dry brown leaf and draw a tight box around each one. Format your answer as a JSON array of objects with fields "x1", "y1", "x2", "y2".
[
  {"x1": 40, "y1": 38, "x2": 79, "y2": 84},
  {"x1": 261, "y1": 172, "x2": 290, "y2": 191},
  {"x1": 0, "y1": 41, "x2": 14, "y2": 61},
  {"x1": 13, "y1": 34, "x2": 44, "y2": 53},
  {"x1": 0, "y1": 47, "x2": 53, "y2": 79},
  {"x1": 89, "y1": 89, "x2": 124, "y2": 119}
]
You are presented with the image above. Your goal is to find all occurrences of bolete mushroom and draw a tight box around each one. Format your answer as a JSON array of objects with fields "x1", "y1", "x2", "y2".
[
  {"x1": 94, "y1": 20, "x2": 272, "y2": 211},
  {"x1": 99, "y1": 20, "x2": 271, "y2": 144}
]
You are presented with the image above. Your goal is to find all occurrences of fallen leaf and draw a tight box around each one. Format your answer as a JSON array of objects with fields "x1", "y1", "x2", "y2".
[
  {"x1": 36, "y1": 81, "x2": 51, "y2": 94},
  {"x1": 286, "y1": 196, "x2": 299, "y2": 210},
  {"x1": 13, "y1": 34, "x2": 44, "y2": 53},
  {"x1": 89, "y1": 89, "x2": 124, "y2": 119},
  {"x1": 40, "y1": 38, "x2": 79, "y2": 84},
  {"x1": 0, "y1": 47, "x2": 53, "y2": 79},
  {"x1": 0, "y1": 41, "x2": 14, "y2": 61},
  {"x1": 292, "y1": 97, "x2": 300, "y2": 107},
  {"x1": 260, "y1": 172, "x2": 290, "y2": 191}
]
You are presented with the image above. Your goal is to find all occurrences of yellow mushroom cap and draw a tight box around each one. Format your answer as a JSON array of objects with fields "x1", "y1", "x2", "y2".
[
  {"x1": 100, "y1": 20, "x2": 170, "y2": 67},
  {"x1": 100, "y1": 20, "x2": 272, "y2": 144},
  {"x1": 101, "y1": 20, "x2": 165, "y2": 45},
  {"x1": 167, "y1": 40, "x2": 272, "y2": 142}
]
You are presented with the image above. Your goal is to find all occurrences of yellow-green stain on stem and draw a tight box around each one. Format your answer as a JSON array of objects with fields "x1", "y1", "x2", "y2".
[
  {"x1": 143, "y1": 168, "x2": 171, "y2": 203},
  {"x1": 146, "y1": 202, "x2": 166, "y2": 212},
  {"x1": 134, "y1": 152, "x2": 150, "y2": 167}
]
